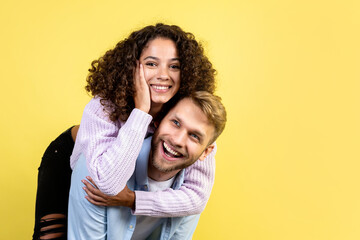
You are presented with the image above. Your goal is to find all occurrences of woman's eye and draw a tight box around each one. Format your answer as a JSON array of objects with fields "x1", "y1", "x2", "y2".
[
  {"x1": 170, "y1": 64, "x2": 180, "y2": 69},
  {"x1": 145, "y1": 62, "x2": 157, "y2": 67}
]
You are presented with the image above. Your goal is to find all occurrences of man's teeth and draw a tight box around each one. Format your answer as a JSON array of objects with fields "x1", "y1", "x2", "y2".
[
  {"x1": 163, "y1": 142, "x2": 180, "y2": 156},
  {"x1": 153, "y1": 85, "x2": 170, "y2": 90}
]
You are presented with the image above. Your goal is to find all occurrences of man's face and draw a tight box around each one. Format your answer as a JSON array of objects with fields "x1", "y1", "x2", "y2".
[{"x1": 150, "y1": 98, "x2": 215, "y2": 178}]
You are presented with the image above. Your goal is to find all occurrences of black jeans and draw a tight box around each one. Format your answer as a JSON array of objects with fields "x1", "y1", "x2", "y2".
[{"x1": 33, "y1": 127, "x2": 74, "y2": 240}]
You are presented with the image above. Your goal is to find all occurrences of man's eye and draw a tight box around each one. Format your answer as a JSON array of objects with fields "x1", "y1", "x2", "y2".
[
  {"x1": 190, "y1": 133, "x2": 200, "y2": 141},
  {"x1": 172, "y1": 120, "x2": 180, "y2": 126}
]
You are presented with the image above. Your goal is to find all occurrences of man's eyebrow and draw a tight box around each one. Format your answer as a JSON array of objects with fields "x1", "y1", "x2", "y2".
[
  {"x1": 173, "y1": 113, "x2": 206, "y2": 140},
  {"x1": 192, "y1": 130, "x2": 205, "y2": 140},
  {"x1": 143, "y1": 56, "x2": 180, "y2": 61}
]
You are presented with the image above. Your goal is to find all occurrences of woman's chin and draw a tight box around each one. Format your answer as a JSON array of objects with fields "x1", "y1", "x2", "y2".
[{"x1": 151, "y1": 96, "x2": 173, "y2": 105}]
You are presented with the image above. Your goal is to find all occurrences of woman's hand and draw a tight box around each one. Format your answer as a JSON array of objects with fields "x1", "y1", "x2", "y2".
[
  {"x1": 133, "y1": 62, "x2": 151, "y2": 113},
  {"x1": 82, "y1": 176, "x2": 135, "y2": 209}
]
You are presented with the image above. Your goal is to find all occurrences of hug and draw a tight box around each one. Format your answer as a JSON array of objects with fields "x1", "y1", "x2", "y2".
[{"x1": 33, "y1": 23, "x2": 226, "y2": 240}]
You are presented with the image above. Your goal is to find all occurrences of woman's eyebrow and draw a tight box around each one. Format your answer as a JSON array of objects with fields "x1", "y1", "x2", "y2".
[
  {"x1": 144, "y1": 56, "x2": 158, "y2": 60},
  {"x1": 143, "y1": 56, "x2": 180, "y2": 61}
]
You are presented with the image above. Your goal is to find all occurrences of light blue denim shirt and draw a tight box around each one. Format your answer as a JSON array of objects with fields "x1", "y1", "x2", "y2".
[{"x1": 68, "y1": 137, "x2": 200, "y2": 240}]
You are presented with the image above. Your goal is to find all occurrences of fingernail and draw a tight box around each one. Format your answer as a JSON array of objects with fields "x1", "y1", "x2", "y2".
[
  {"x1": 81, "y1": 180, "x2": 85, "y2": 183},
  {"x1": 86, "y1": 176, "x2": 90, "y2": 180}
]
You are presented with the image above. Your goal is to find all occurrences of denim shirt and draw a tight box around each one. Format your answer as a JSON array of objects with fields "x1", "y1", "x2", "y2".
[{"x1": 68, "y1": 137, "x2": 200, "y2": 240}]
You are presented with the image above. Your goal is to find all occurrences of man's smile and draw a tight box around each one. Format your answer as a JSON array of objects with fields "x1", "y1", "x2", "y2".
[{"x1": 162, "y1": 141, "x2": 184, "y2": 159}]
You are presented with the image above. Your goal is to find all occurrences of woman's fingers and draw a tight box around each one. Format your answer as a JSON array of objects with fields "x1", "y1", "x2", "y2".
[
  {"x1": 83, "y1": 185, "x2": 105, "y2": 202},
  {"x1": 85, "y1": 176, "x2": 98, "y2": 189},
  {"x1": 82, "y1": 181, "x2": 100, "y2": 196},
  {"x1": 135, "y1": 61, "x2": 140, "y2": 81},
  {"x1": 85, "y1": 196, "x2": 106, "y2": 206},
  {"x1": 139, "y1": 63, "x2": 146, "y2": 84},
  {"x1": 82, "y1": 179, "x2": 107, "y2": 206},
  {"x1": 133, "y1": 62, "x2": 151, "y2": 113},
  {"x1": 81, "y1": 179, "x2": 135, "y2": 207},
  {"x1": 134, "y1": 61, "x2": 141, "y2": 89}
]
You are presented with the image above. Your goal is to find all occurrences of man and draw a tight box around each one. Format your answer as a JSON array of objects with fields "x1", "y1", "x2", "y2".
[{"x1": 68, "y1": 91, "x2": 227, "y2": 239}]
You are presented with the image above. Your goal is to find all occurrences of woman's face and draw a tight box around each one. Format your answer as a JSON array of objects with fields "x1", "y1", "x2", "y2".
[{"x1": 139, "y1": 37, "x2": 181, "y2": 107}]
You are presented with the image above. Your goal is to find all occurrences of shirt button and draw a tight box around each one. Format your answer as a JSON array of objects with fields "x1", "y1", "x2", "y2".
[
  {"x1": 144, "y1": 185, "x2": 148, "y2": 190},
  {"x1": 129, "y1": 225, "x2": 133, "y2": 229}
]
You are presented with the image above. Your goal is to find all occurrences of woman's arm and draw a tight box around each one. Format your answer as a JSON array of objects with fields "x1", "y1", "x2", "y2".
[
  {"x1": 71, "y1": 64, "x2": 152, "y2": 196},
  {"x1": 70, "y1": 97, "x2": 153, "y2": 196},
  {"x1": 83, "y1": 144, "x2": 216, "y2": 217},
  {"x1": 134, "y1": 144, "x2": 216, "y2": 217}
]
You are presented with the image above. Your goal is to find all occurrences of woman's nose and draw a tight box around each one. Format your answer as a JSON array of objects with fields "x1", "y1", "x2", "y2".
[{"x1": 157, "y1": 66, "x2": 170, "y2": 80}]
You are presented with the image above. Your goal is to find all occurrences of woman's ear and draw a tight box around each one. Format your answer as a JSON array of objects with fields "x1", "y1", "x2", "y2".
[
  {"x1": 198, "y1": 144, "x2": 215, "y2": 161},
  {"x1": 153, "y1": 121, "x2": 159, "y2": 129}
]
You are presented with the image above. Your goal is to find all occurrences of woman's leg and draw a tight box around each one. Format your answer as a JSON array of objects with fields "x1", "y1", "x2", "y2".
[{"x1": 33, "y1": 126, "x2": 79, "y2": 240}]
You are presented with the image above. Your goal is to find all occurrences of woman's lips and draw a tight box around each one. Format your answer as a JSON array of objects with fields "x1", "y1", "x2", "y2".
[{"x1": 150, "y1": 84, "x2": 172, "y2": 93}]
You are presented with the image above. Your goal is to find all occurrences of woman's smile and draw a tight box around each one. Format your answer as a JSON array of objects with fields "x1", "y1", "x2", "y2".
[{"x1": 140, "y1": 37, "x2": 181, "y2": 106}]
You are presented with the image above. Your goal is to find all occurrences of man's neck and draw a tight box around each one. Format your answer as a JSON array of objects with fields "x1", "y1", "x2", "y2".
[{"x1": 147, "y1": 159, "x2": 180, "y2": 182}]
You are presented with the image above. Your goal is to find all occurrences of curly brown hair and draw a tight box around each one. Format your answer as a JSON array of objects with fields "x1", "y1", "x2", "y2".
[{"x1": 85, "y1": 23, "x2": 216, "y2": 122}]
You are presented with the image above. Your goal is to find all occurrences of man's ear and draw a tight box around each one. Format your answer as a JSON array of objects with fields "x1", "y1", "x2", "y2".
[{"x1": 199, "y1": 144, "x2": 215, "y2": 161}]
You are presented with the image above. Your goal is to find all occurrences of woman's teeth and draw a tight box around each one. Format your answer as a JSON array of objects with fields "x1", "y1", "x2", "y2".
[{"x1": 153, "y1": 85, "x2": 170, "y2": 90}]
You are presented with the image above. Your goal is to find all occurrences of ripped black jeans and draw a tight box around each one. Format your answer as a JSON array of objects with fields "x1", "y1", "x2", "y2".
[{"x1": 33, "y1": 127, "x2": 74, "y2": 240}]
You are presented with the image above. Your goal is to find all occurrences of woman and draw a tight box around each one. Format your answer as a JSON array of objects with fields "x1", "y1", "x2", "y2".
[{"x1": 33, "y1": 23, "x2": 217, "y2": 239}]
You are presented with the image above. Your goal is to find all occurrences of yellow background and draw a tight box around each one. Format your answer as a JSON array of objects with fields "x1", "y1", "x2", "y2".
[{"x1": 1, "y1": 0, "x2": 360, "y2": 239}]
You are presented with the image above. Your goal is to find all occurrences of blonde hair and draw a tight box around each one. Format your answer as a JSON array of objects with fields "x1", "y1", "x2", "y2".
[{"x1": 188, "y1": 91, "x2": 227, "y2": 144}]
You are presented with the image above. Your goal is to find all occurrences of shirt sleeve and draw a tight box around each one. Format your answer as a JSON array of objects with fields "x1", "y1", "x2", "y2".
[
  {"x1": 133, "y1": 144, "x2": 216, "y2": 217},
  {"x1": 70, "y1": 98, "x2": 153, "y2": 196}
]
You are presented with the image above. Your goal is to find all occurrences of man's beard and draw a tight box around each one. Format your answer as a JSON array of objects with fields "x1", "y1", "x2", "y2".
[{"x1": 150, "y1": 138, "x2": 196, "y2": 173}]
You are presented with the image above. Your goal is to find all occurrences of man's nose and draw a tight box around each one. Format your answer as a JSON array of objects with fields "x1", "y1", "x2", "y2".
[{"x1": 172, "y1": 130, "x2": 187, "y2": 148}]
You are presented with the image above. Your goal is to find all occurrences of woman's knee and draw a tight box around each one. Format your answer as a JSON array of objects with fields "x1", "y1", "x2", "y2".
[{"x1": 39, "y1": 213, "x2": 67, "y2": 240}]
